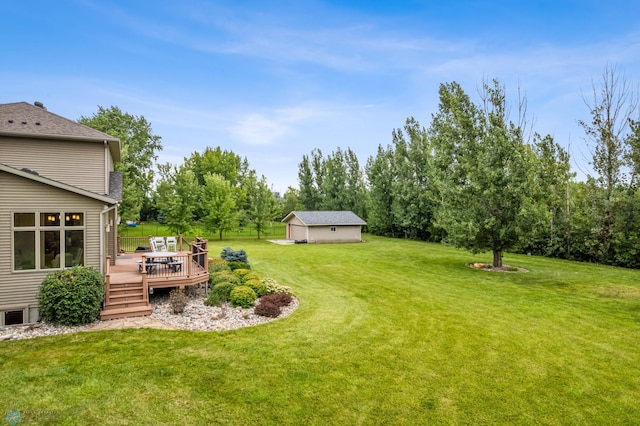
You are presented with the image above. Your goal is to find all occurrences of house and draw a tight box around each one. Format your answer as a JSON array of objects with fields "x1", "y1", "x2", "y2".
[
  {"x1": 0, "y1": 101, "x2": 121, "y2": 325},
  {"x1": 282, "y1": 211, "x2": 366, "y2": 243}
]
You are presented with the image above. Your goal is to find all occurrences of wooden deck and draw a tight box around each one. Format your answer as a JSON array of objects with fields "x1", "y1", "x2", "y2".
[{"x1": 101, "y1": 242, "x2": 209, "y2": 320}]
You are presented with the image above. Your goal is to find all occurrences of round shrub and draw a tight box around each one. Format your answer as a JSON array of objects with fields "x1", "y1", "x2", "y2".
[
  {"x1": 211, "y1": 281, "x2": 238, "y2": 302},
  {"x1": 244, "y1": 272, "x2": 261, "y2": 283},
  {"x1": 208, "y1": 259, "x2": 231, "y2": 274},
  {"x1": 260, "y1": 292, "x2": 293, "y2": 307},
  {"x1": 37, "y1": 266, "x2": 104, "y2": 326},
  {"x1": 244, "y1": 279, "x2": 267, "y2": 297},
  {"x1": 210, "y1": 271, "x2": 240, "y2": 287},
  {"x1": 229, "y1": 285, "x2": 257, "y2": 308},
  {"x1": 227, "y1": 261, "x2": 250, "y2": 271},
  {"x1": 254, "y1": 300, "x2": 281, "y2": 318},
  {"x1": 232, "y1": 268, "x2": 252, "y2": 281}
]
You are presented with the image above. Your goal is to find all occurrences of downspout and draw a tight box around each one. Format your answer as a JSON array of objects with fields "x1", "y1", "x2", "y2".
[{"x1": 100, "y1": 204, "x2": 118, "y2": 274}]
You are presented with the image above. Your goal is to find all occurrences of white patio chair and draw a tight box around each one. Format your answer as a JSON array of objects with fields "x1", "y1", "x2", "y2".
[
  {"x1": 166, "y1": 236, "x2": 177, "y2": 252},
  {"x1": 153, "y1": 237, "x2": 167, "y2": 252}
]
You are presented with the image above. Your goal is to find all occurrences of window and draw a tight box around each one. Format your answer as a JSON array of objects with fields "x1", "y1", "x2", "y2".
[
  {"x1": 3, "y1": 309, "x2": 25, "y2": 325},
  {"x1": 12, "y1": 211, "x2": 85, "y2": 271},
  {"x1": 330, "y1": 226, "x2": 337, "y2": 232}
]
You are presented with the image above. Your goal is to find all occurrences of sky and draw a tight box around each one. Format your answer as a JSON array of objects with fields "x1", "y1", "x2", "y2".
[{"x1": 3, "y1": 0, "x2": 640, "y2": 193}]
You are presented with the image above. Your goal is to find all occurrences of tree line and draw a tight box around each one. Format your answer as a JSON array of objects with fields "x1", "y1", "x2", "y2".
[{"x1": 297, "y1": 69, "x2": 640, "y2": 269}]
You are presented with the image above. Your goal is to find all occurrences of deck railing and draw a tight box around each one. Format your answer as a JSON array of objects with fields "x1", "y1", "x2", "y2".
[{"x1": 117, "y1": 235, "x2": 184, "y2": 253}]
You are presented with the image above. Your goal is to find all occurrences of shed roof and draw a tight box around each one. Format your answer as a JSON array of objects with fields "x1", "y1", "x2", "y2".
[
  {"x1": 0, "y1": 102, "x2": 121, "y2": 162},
  {"x1": 282, "y1": 211, "x2": 366, "y2": 226}
]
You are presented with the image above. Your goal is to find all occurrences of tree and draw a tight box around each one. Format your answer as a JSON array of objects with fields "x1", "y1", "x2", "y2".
[
  {"x1": 578, "y1": 65, "x2": 638, "y2": 262},
  {"x1": 201, "y1": 173, "x2": 237, "y2": 240},
  {"x1": 298, "y1": 153, "x2": 321, "y2": 210},
  {"x1": 366, "y1": 145, "x2": 396, "y2": 236},
  {"x1": 247, "y1": 176, "x2": 279, "y2": 239},
  {"x1": 429, "y1": 80, "x2": 532, "y2": 267},
  {"x1": 281, "y1": 186, "x2": 302, "y2": 218},
  {"x1": 78, "y1": 106, "x2": 162, "y2": 221},
  {"x1": 156, "y1": 163, "x2": 199, "y2": 235}
]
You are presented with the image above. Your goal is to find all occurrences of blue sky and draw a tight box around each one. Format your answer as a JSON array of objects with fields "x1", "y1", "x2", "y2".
[{"x1": 4, "y1": 1, "x2": 640, "y2": 193}]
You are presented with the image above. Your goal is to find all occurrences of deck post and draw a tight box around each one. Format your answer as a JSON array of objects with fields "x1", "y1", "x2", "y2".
[{"x1": 104, "y1": 255, "x2": 112, "y2": 308}]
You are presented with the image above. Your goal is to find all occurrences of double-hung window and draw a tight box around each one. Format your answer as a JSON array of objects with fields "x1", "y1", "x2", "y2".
[{"x1": 12, "y1": 212, "x2": 85, "y2": 271}]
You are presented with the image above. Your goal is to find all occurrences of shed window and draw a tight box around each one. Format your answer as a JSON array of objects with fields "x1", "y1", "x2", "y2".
[
  {"x1": 12, "y1": 211, "x2": 85, "y2": 271},
  {"x1": 330, "y1": 226, "x2": 337, "y2": 232}
]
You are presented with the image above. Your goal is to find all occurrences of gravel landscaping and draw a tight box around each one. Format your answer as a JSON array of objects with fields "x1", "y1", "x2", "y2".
[{"x1": 0, "y1": 289, "x2": 299, "y2": 341}]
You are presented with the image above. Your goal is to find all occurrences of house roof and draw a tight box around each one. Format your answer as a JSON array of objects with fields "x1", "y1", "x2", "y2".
[
  {"x1": 0, "y1": 162, "x2": 119, "y2": 205},
  {"x1": 0, "y1": 102, "x2": 121, "y2": 162},
  {"x1": 282, "y1": 211, "x2": 366, "y2": 226}
]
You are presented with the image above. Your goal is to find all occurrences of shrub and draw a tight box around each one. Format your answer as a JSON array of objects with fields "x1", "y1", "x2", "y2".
[
  {"x1": 169, "y1": 288, "x2": 189, "y2": 314},
  {"x1": 245, "y1": 279, "x2": 268, "y2": 297},
  {"x1": 229, "y1": 285, "x2": 257, "y2": 308},
  {"x1": 204, "y1": 291, "x2": 223, "y2": 307},
  {"x1": 210, "y1": 271, "x2": 240, "y2": 287},
  {"x1": 208, "y1": 259, "x2": 231, "y2": 274},
  {"x1": 227, "y1": 261, "x2": 250, "y2": 271},
  {"x1": 244, "y1": 272, "x2": 261, "y2": 282},
  {"x1": 254, "y1": 301, "x2": 281, "y2": 318},
  {"x1": 211, "y1": 281, "x2": 238, "y2": 302},
  {"x1": 220, "y1": 247, "x2": 249, "y2": 264},
  {"x1": 262, "y1": 278, "x2": 293, "y2": 295},
  {"x1": 37, "y1": 266, "x2": 104, "y2": 326},
  {"x1": 233, "y1": 268, "x2": 252, "y2": 281},
  {"x1": 260, "y1": 292, "x2": 293, "y2": 307}
]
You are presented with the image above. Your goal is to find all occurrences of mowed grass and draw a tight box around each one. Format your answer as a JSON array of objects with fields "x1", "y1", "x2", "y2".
[{"x1": 1, "y1": 235, "x2": 639, "y2": 424}]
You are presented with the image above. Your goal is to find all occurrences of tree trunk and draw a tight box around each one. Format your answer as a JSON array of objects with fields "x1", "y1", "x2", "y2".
[{"x1": 492, "y1": 250, "x2": 503, "y2": 268}]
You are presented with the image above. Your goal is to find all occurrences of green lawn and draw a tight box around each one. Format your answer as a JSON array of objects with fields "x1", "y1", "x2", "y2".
[{"x1": 1, "y1": 235, "x2": 639, "y2": 425}]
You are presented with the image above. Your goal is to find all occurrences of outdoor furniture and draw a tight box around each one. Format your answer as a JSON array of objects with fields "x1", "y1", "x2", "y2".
[
  {"x1": 166, "y1": 236, "x2": 177, "y2": 252},
  {"x1": 136, "y1": 259, "x2": 157, "y2": 274},
  {"x1": 152, "y1": 237, "x2": 167, "y2": 252}
]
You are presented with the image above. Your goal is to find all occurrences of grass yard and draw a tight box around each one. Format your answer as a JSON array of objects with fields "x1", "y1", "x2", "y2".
[{"x1": 1, "y1": 235, "x2": 639, "y2": 424}]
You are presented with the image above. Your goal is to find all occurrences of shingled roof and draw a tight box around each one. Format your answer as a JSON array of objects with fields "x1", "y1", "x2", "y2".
[
  {"x1": 282, "y1": 211, "x2": 366, "y2": 226},
  {"x1": 0, "y1": 102, "x2": 120, "y2": 161}
]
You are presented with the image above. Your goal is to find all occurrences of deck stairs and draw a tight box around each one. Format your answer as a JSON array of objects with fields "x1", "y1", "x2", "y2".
[{"x1": 100, "y1": 280, "x2": 151, "y2": 320}]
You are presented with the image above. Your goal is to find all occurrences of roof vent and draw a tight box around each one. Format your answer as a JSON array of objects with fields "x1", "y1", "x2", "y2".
[
  {"x1": 21, "y1": 168, "x2": 39, "y2": 176},
  {"x1": 35, "y1": 122, "x2": 41, "y2": 126},
  {"x1": 7, "y1": 119, "x2": 13, "y2": 123},
  {"x1": 34, "y1": 101, "x2": 46, "y2": 109},
  {"x1": 21, "y1": 121, "x2": 27, "y2": 125}
]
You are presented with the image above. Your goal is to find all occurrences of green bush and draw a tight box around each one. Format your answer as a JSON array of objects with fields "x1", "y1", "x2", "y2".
[
  {"x1": 208, "y1": 259, "x2": 231, "y2": 274},
  {"x1": 204, "y1": 291, "x2": 223, "y2": 307},
  {"x1": 210, "y1": 271, "x2": 240, "y2": 287},
  {"x1": 211, "y1": 281, "x2": 238, "y2": 303},
  {"x1": 233, "y1": 268, "x2": 252, "y2": 281},
  {"x1": 244, "y1": 279, "x2": 268, "y2": 297},
  {"x1": 229, "y1": 285, "x2": 257, "y2": 308},
  {"x1": 262, "y1": 278, "x2": 293, "y2": 295},
  {"x1": 227, "y1": 261, "x2": 250, "y2": 271},
  {"x1": 37, "y1": 266, "x2": 104, "y2": 326}
]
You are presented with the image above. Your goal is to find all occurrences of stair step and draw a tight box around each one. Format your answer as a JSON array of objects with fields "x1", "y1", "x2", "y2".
[
  {"x1": 100, "y1": 305, "x2": 152, "y2": 321},
  {"x1": 104, "y1": 300, "x2": 150, "y2": 309},
  {"x1": 109, "y1": 289, "x2": 144, "y2": 298}
]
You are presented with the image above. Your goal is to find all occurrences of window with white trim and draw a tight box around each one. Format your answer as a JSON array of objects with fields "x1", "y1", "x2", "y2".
[
  {"x1": 1, "y1": 307, "x2": 27, "y2": 326},
  {"x1": 330, "y1": 226, "x2": 337, "y2": 232},
  {"x1": 12, "y1": 212, "x2": 85, "y2": 271}
]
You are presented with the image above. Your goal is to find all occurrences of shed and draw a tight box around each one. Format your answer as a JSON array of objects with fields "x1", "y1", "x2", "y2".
[{"x1": 282, "y1": 211, "x2": 366, "y2": 243}]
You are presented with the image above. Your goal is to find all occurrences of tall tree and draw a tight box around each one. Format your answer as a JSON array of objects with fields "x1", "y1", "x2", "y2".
[
  {"x1": 201, "y1": 173, "x2": 237, "y2": 240},
  {"x1": 429, "y1": 80, "x2": 532, "y2": 267},
  {"x1": 298, "y1": 154, "x2": 320, "y2": 210},
  {"x1": 247, "y1": 175, "x2": 279, "y2": 239},
  {"x1": 78, "y1": 106, "x2": 162, "y2": 221},
  {"x1": 366, "y1": 145, "x2": 396, "y2": 236},
  {"x1": 156, "y1": 163, "x2": 199, "y2": 235}
]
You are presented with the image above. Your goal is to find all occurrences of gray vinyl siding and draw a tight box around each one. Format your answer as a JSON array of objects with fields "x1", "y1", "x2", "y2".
[
  {"x1": 0, "y1": 171, "x2": 106, "y2": 321},
  {"x1": 0, "y1": 136, "x2": 107, "y2": 194}
]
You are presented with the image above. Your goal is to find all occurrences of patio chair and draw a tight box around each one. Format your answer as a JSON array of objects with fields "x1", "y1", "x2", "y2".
[
  {"x1": 151, "y1": 237, "x2": 167, "y2": 252},
  {"x1": 166, "y1": 236, "x2": 177, "y2": 252}
]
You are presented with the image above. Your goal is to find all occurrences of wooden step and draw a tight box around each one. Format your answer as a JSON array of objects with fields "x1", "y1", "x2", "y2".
[
  {"x1": 108, "y1": 289, "x2": 145, "y2": 300},
  {"x1": 104, "y1": 299, "x2": 149, "y2": 309},
  {"x1": 100, "y1": 305, "x2": 152, "y2": 320}
]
